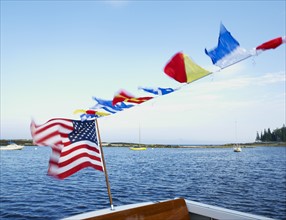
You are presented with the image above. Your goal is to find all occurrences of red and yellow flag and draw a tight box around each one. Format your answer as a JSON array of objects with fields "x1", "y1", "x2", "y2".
[
  {"x1": 112, "y1": 90, "x2": 153, "y2": 106},
  {"x1": 164, "y1": 52, "x2": 210, "y2": 83}
]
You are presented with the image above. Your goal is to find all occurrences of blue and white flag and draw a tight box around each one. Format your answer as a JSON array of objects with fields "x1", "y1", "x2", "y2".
[
  {"x1": 139, "y1": 87, "x2": 176, "y2": 96},
  {"x1": 80, "y1": 113, "x2": 96, "y2": 121},
  {"x1": 91, "y1": 97, "x2": 134, "y2": 114},
  {"x1": 205, "y1": 23, "x2": 251, "y2": 69}
]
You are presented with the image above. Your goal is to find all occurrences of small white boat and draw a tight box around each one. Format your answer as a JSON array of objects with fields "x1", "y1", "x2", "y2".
[
  {"x1": 62, "y1": 198, "x2": 274, "y2": 220},
  {"x1": 233, "y1": 121, "x2": 242, "y2": 152},
  {"x1": 233, "y1": 145, "x2": 242, "y2": 152},
  {"x1": 0, "y1": 142, "x2": 24, "y2": 150}
]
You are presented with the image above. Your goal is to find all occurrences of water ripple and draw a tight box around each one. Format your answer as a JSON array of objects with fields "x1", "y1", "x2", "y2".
[{"x1": 1, "y1": 146, "x2": 285, "y2": 219}]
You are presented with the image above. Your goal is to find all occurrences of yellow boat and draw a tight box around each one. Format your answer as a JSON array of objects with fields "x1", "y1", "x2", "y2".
[
  {"x1": 129, "y1": 146, "x2": 147, "y2": 151},
  {"x1": 129, "y1": 123, "x2": 147, "y2": 150}
]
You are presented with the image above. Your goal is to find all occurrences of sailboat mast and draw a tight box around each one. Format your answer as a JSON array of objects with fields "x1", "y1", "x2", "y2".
[
  {"x1": 139, "y1": 122, "x2": 141, "y2": 147},
  {"x1": 235, "y1": 120, "x2": 237, "y2": 145}
]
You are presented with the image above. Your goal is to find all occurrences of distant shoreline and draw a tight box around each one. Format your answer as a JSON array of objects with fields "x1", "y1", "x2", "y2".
[
  {"x1": 1, "y1": 139, "x2": 285, "y2": 148},
  {"x1": 102, "y1": 142, "x2": 286, "y2": 148}
]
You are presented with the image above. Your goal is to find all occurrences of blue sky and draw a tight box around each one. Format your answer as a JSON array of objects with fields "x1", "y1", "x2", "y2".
[{"x1": 1, "y1": 1, "x2": 285, "y2": 144}]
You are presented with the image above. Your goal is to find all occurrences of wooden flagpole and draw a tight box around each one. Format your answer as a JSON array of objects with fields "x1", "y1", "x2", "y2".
[{"x1": 95, "y1": 118, "x2": 114, "y2": 210}]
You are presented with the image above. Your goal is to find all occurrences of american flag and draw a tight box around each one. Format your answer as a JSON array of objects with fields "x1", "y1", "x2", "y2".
[{"x1": 30, "y1": 118, "x2": 104, "y2": 179}]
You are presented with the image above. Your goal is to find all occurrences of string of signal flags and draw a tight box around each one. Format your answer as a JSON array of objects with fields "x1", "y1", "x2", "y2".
[
  {"x1": 30, "y1": 23, "x2": 285, "y2": 182},
  {"x1": 74, "y1": 23, "x2": 286, "y2": 121}
]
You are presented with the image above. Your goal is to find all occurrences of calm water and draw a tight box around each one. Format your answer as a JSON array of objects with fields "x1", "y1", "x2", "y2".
[{"x1": 0, "y1": 146, "x2": 286, "y2": 220}]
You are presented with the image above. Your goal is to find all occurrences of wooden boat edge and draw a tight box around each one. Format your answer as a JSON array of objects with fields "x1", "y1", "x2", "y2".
[{"x1": 62, "y1": 198, "x2": 275, "y2": 220}]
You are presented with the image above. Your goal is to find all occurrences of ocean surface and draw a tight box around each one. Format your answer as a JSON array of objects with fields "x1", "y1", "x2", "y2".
[{"x1": 0, "y1": 146, "x2": 285, "y2": 220}]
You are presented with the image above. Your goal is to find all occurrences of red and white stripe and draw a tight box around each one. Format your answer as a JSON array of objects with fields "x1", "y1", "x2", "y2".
[{"x1": 31, "y1": 118, "x2": 104, "y2": 179}]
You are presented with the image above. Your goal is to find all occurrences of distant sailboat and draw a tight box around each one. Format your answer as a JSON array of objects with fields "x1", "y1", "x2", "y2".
[
  {"x1": 233, "y1": 121, "x2": 242, "y2": 152},
  {"x1": 233, "y1": 144, "x2": 242, "y2": 152},
  {"x1": 129, "y1": 146, "x2": 147, "y2": 151},
  {"x1": 130, "y1": 123, "x2": 147, "y2": 151}
]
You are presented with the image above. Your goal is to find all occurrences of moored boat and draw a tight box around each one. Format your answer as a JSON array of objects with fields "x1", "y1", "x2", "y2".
[
  {"x1": 233, "y1": 121, "x2": 242, "y2": 152},
  {"x1": 0, "y1": 142, "x2": 24, "y2": 150},
  {"x1": 129, "y1": 123, "x2": 146, "y2": 150},
  {"x1": 129, "y1": 146, "x2": 147, "y2": 150},
  {"x1": 233, "y1": 144, "x2": 242, "y2": 152}
]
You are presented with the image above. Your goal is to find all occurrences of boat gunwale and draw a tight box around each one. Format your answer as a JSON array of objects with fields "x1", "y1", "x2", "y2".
[{"x1": 62, "y1": 198, "x2": 275, "y2": 220}]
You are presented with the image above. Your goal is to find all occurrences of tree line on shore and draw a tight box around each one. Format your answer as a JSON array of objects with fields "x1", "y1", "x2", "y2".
[
  {"x1": 255, "y1": 125, "x2": 286, "y2": 142},
  {"x1": 1, "y1": 125, "x2": 286, "y2": 146}
]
